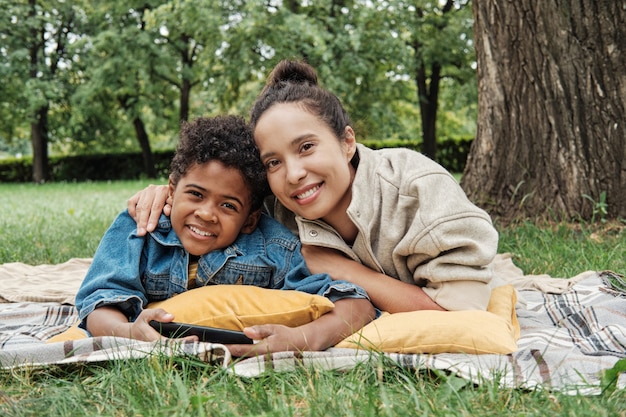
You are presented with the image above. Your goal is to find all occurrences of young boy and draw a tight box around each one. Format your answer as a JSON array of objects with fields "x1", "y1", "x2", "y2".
[{"x1": 75, "y1": 115, "x2": 374, "y2": 355}]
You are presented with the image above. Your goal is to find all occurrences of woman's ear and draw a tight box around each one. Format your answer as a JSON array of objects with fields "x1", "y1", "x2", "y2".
[
  {"x1": 240, "y1": 209, "x2": 262, "y2": 234},
  {"x1": 343, "y1": 126, "x2": 357, "y2": 161}
]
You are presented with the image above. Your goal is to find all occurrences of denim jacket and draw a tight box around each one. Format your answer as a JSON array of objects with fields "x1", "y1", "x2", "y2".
[{"x1": 75, "y1": 211, "x2": 369, "y2": 328}]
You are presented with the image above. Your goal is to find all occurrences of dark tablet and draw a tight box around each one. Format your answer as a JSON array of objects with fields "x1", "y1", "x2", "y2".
[{"x1": 149, "y1": 320, "x2": 254, "y2": 344}]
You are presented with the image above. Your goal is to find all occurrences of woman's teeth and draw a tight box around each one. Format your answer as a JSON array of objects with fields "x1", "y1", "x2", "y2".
[{"x1": 297, "y1": 185, "x2": 320, "y2": 199}]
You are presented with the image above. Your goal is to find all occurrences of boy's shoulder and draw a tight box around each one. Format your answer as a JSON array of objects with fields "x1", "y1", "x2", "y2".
[
  {"x1": 235, "y1": 213, "x2": 300, "y2": 252},
  {"x1": 255, "y1": 213, "x2": 297, "y2": 237}
]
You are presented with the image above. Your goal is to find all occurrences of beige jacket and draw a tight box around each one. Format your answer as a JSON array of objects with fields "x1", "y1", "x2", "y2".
[{"x1": 269, "y1": 144, "x2": 499, "y2": 311}]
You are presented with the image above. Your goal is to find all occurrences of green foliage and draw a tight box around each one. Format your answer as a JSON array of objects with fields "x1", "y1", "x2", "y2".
[
  {"x1": 1, "y1": 0, "x2": 478, "y2": 173},
  {"x1": 0, "y1": 151, "x2": 174, "y2": 183},
  {"x1": 582, "y1": 191, "x2": 608, "y2": 224},
  {"x1": 360, "y1": 136, "x2": 473, "y2": 173},
  {"x1": 0, "y1": 137, "x2": 473, "y2": 183},
  {"x1": 602, "y1": 359, "x2": 626, "y2": 396}
]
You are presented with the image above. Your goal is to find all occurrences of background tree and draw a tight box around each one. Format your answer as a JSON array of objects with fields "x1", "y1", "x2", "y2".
[
  {"x1": 145, "y1": 0, "x2": 227, "y2": 123},
  {"x1": 1, "y1": 0, "x2": 81, "y2": 182},
  {"x1": 388, "y1": 0, "x2": 474, "y2": 159},
  {"x1": 462, "y1": 0, "x2": 625, "y2": 221},
  {"x1": 218, "y1": 0, "x2": 421, "y2": 141},
  {"x1": 73, "y1": 1, "x2": 176, "y2": 178},
  {"x1": 1, "y1": 0, "x2": 480, "y2": 180}
]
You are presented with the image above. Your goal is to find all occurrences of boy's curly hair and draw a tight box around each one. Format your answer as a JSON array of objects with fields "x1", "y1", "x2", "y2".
[{"x1": 169, "y1": 115, "x2": 270, "y2": 211}]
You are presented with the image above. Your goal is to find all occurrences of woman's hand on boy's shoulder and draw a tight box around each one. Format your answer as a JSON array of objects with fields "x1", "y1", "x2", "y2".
[{"x1": 127, "y1": 184, "x2": 171, "y2": 236}]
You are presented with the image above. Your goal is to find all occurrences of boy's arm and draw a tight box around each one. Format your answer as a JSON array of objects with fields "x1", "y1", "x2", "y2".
[
  {"x1": 225, "y1": 297, "x2": 375, "y2": 357},
  {"x1": 86, "y1": 306, "x2": 190, "y2": 342}
]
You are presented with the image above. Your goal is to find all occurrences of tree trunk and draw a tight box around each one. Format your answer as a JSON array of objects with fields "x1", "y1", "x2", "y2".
[
  {"x1": 30, "y1": 106, "x2": 49, "y2": 183},
  {"x1": 133, "y1": 117, "x2": 157, "y2": 178},
  {"x1": 180, "y1": 77, "x2": 191, "y2": 123},
  {"x1": 179, "y1": 34, "x2": 192, "y2": 123},
  {"x1": 28, "y1": 0, "x2": 49, "y2": 183},
  {"x1": 462, "y1": 0, "x2": 626, "y2": 222},
  {"x1": 416, "y1": 61, "x2": 441, "y2": 160}
]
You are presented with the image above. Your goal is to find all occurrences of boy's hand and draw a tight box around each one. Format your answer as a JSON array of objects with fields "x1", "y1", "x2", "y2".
[
  {"x1": 127, "y1": 308, "x2": 198, "y2": 342},
  {"x1": 127, "y1": 184, "x2": 172, "y2": 236}
]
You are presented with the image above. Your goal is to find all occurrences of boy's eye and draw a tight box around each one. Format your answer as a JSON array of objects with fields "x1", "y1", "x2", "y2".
[
  {"x1": 221, "y1": 202, "x2": 238, "y2": 211},
  {"x1": 188, "y1": 190, "x2": 203, "y2": 198}
]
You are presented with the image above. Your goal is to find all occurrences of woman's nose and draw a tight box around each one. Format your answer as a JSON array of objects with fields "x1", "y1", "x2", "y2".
[{"x1": 285, "y1": 158, "x2": 306, "y2": 184}]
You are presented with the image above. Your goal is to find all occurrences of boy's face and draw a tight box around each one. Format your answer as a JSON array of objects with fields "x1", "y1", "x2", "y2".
[{"x1": 168, "y1": 161, "x2": 260, "y2": 256}]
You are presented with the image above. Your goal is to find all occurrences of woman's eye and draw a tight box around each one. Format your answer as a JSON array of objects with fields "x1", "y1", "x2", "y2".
[
  {"x1": 187, "y1": 190, "x2": 203, "y2": 198},
  {"x1": 301, "y1": 142, "x2": 314, "y2": 152},
  {"x1": 265, "y1": 159, "x2": 280, "y2": 170}
]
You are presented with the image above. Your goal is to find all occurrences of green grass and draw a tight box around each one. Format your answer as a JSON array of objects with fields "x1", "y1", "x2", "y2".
[
  {"x1": 496, "y1": 219, "x2": 625, "y2": 277},
  {"x1": 0, "y1": 180, "x2": 158, "y2": 264},
  {"x1": 1, "y1": 181, "x2": 625, "y2": 416}
]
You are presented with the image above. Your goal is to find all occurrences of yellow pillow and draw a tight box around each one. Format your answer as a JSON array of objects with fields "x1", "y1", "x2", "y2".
[
  {"x1": 335, "y1": 285, "x2": 519, "y2": 354},
  {"x1": 47, "y1": 285, "x2": 334, "y2": 342},
  {"x1": 150, "y1": 285, "x2": 334, "y2": 330}
]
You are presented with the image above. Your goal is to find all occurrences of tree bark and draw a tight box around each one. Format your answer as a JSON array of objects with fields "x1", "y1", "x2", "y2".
[
  {"x1": 30, "y1": 106, "x2": 49, "y2": 183},
  {"x1": 133, "y1": 117, "x2": 157, "y2": 179},
  {"x1": 29, "y1": 0, "x2": 48, "y2": 183},
  {"x1": 462, "y1": 0, "x2": 626, "y2": 221},
  {"x1": 416, "y1": 61, "x2": 441, "y2": 160}
]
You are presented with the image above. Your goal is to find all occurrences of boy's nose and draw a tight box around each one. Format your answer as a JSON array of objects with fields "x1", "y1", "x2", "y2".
[{"x1": 196, "y1": 204, "x2": 218, "y2": 223}]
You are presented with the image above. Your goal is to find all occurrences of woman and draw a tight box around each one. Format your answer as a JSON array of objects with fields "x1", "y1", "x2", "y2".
[{"x1": 130, "y1": 59, "x2": 498, "y2": 314}]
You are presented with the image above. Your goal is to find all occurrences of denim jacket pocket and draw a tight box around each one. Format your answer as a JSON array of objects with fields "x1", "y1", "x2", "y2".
[
  {"x1": 207, "y1": 262, "x2": 273, "y2": 287},
  {"x1": 143, "y1": 272, "x2": 171, "y2": 301}
]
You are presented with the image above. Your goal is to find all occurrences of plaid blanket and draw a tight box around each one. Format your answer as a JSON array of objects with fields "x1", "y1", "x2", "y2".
[
  {"x1": 0, "y1": 302, "x2": 229, "y2": 368},
  {"x1": 230, "y1": 271, "x2": 626, "y2": 395},
  {"x1": 1, "y1": 258, "x2": 624, "y2": 395}
]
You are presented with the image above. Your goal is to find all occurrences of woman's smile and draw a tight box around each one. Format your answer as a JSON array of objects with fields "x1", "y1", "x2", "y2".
[{"x1": 293, "y1": 183, "x2": 323, "y2": 202}]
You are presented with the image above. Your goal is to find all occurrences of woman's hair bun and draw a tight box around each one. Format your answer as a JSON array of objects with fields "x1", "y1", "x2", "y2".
[{"x1": 266, "y1": 60, "x2": 318, "y2": 87}]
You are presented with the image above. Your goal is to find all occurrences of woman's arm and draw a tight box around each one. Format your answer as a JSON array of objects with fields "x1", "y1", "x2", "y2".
[
  {"x1": 226, "y1": 297, "x2": 375, "y2": 357},
  {"x1": 127, "y1": 184, "x2": 171, "y2": 236},
  {"x1": 301, "y1": 245, "x2": 445, "y2": 313}
]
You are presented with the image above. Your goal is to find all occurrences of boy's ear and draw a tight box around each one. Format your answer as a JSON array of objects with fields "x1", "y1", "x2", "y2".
[
  {"x1": 167, "y1": 175, "x2": 176, "y2": 199},
  {"x1": 240, "y1": 209, "x2": 262, "y2": 234}
]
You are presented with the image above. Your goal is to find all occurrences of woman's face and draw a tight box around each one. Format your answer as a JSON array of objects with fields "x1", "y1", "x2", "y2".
[{"x1": 254, "y1": 102, "x2": 356, "y2": 223}]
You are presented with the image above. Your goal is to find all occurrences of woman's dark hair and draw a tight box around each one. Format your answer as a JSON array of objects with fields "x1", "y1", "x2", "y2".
[
  {"x1": 249, "y1": 60, "x2": 352, "y2": 142},
  {"x1": 169, "y1": 115, "x2": 270, "y2": 211}
]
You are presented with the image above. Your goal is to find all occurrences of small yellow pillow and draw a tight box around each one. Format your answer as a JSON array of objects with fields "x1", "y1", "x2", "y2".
[
  {"x1": 47, "y1": 285, "x2": 334, "y2": 342},
  {"x1": 335, "y1": 285, "x2": 519, "y2": 354},
  {"x1": 150, "y1": 285, "x2": 334, "y2": 330}
]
